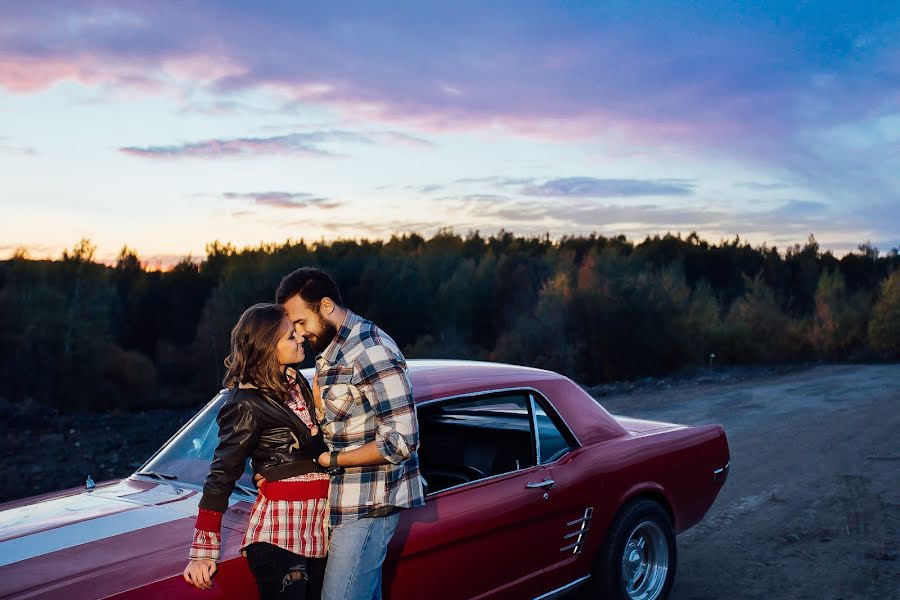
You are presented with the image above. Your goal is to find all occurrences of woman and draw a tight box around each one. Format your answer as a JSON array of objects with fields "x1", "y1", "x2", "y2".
[{"x1": 183, "y1": 303, "x2": 329, "y2": 599}]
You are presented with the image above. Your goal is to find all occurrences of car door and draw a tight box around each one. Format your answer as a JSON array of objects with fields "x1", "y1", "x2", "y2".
[
  {"x1": 521, "y1": 392, "x2": 596, "y2": 590},
  {"x1": 383, "y1": 391, "x2": 563, "y2": 600}
]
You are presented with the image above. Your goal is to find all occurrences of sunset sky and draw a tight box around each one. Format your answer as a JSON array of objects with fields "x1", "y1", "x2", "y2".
[{"x1": 2, "y1": 1, "x2": 899, "y2": 264}]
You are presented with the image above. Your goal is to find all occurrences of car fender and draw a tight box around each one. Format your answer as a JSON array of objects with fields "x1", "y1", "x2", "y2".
[{"x1": 613, "y1": 481, "x2": 677, "y2": 529}]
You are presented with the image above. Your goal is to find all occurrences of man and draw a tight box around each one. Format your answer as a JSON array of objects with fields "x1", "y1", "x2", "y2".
[{"x1": 275, "y1": 267, "x2": 424, "y2": 600}]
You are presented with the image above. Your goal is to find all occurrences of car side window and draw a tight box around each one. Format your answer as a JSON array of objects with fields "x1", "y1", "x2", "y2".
[
  {"x1": 418, "y1": 393, "x2": 537, "y2": 495},
  {"x1": 531, "y1": 394, "x2": 575, "y2": 464}
]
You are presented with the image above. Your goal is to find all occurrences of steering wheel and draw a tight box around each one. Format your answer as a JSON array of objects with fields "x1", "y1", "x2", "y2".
[
  {"x1": 427, "y1": 464, "x2": 487, "y2": 483},
  {"x1": 458, "y1": 465, "x2": 488, "y2": 480}
]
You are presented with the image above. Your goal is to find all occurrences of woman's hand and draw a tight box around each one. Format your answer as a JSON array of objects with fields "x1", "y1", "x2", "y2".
[{"x1": 183, "y1": 559, "x2": 217, "y2": 590}]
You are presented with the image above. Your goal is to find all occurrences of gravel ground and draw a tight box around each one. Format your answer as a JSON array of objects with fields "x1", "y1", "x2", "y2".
[{"x1": 596, "y1": 363, "x2": 900, "y2": 600}]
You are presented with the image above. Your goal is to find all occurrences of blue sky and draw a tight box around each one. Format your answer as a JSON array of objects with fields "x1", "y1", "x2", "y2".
[{"x1": 1, "y1": 1, "x2": 898, "y2": 264}]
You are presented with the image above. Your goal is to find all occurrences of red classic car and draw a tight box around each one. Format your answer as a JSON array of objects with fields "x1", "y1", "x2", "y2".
[{"x1": 0, "y1": 360, "x2": 729, "y2": 600}]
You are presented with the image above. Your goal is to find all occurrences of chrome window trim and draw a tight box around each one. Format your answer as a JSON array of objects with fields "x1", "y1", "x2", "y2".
[
  {"x1": 136, "y1": 391, "x2": 225, "y2": 475},
  {"x1": 528, "y1": 392, "x2": 578, "y2": 465},
  {"x1": 530, "y1": 394, "x2": 542, "y2": 467},
  {"x1": 418, "y1": 387, "x2": 579, "y2": 498},
  {"x1": 532, "y1": 574, "x2": 591, "y2": 600},
  {"x1": 419, "y1": 389, "x2": 538, "y2": 498},
  {"x1": 423, "y1": 463, "x2": 545, "y2": 497},
  {"x1": 417, "y1": 385, "x2": 582, "y2": 447}
]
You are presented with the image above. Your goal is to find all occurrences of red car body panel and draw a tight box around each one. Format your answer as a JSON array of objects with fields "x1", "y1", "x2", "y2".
[{"x1": 0, "y1": 360, "x2": 729, "y2": 599}]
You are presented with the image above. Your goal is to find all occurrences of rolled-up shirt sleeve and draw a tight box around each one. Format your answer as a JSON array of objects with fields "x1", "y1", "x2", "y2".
[{"x1": 357, "y1": 348, "x2": 418, "y2": 465}]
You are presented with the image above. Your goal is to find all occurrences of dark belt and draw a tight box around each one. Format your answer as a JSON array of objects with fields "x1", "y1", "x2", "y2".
[{"x1": 262, "y1": 458, "x2": 324, "y2": 482}]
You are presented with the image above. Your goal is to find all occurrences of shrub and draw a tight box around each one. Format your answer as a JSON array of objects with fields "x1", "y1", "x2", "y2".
[{"x1": 868, "y1": 271, "x2": 900, "y2": 359}]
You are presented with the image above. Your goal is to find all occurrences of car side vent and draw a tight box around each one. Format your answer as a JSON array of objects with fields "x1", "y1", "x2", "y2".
[{"x1": 560, "y1": 506, "x2": 593, "y2": 554}]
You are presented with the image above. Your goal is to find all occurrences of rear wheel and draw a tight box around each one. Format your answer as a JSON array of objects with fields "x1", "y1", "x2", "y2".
[{"x1": 587, "y1": 499, "x2": 676, "y2": 600}]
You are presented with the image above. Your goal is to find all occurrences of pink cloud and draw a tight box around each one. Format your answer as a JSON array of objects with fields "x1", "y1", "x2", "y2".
[
  {"x1": 224, "y1": 191, "x2": 341, "y2": 210},
  {"x1": 0, "y1": 56, "x2": 86, "y2": 92},
  {"x1": 120, "y1": 133, "x2": 342, "y2": 159}
]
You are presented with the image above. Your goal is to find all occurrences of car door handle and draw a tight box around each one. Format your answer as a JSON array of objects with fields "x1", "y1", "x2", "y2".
[{"x1": 525, "y1": 479, "x2": 555, "y2": 489}]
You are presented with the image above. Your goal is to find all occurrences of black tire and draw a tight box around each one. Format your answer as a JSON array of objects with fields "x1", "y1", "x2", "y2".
[{"x1": 587, "y1": 498, "x2": 677, "y2": 600}]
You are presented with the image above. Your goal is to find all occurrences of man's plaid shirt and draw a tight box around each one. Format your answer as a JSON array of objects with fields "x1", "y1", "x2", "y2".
[{"x1": 316, "y1": 310, "x2": 425, "y2": 527}]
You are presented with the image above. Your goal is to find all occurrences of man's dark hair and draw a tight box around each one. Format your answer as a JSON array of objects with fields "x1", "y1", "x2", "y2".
[{"x1": 275, "y1": 267, "x2": 344, "y2": 307}]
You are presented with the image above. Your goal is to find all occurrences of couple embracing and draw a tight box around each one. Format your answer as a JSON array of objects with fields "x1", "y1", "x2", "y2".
[{"x1": 183, "y1": 267, "x2": 425, "y2": 599}]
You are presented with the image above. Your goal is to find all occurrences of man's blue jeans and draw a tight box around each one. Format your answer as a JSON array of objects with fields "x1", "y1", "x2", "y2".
[{"x1": 322, "y1": 512, "x2": 400, "y2": 600}]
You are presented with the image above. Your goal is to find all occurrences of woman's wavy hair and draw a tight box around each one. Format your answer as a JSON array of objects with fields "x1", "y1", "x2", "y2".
[{"x1": 223, "y1": 303, "x2": 292, "y2": 403}]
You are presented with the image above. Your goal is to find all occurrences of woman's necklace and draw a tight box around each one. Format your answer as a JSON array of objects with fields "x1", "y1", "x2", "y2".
[{"x1": 286, "y1": 372, "x2": 319, "y2": 436}]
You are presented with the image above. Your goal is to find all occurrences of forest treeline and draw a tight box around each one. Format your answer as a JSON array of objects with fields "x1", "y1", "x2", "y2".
[{"x1": 1, "y1": 231, "x2": 899, "y2": 411}]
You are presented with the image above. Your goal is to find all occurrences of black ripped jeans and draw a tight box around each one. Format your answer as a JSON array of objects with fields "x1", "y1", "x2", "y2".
[{"x1": 243, "y1": 542, "x2": 326, "y2": 600}]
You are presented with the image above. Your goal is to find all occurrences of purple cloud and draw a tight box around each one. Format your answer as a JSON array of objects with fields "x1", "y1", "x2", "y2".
[
  {"x1": 120, "y1": 131, "x2": 365, "y2": 159},
  {"x1": 437, "y1": 175, "x2": 694, "y2": 199},
  {"x1": 520, "y1": 177, "x2": 695, "y2": 198},
  {"x1": 773, "y1": 200, "x2": 829, "y2": 216},
  {"x1": 374, "y1": 131, "x2": 435, "y2": 149},
  {"x1": 119, "y1": 128, "x2": 430, "y2": 159},
  {"x1": 734, "y1": 181, "x2": 792, "y2": 191},
  {"x1": 454, "y1": 176, "x2": 537, "y2": 187},
  {"x1": 4, "y1": 3, "x2": 893, "y2": 143},
  {"x1": 2, "y1": 3, "x2": 898, "y2": 214},
  {"x1": 460, "y1": 194, "x2": 512, "y2": 203},
  {"x1": 400, "y1": 184, "x2": 445, "y2": 194},
  {"x1": 224, "y1": 192, "x2": 341, "y2": 210},
  {"x1": 446, "y1": 194, "x2": 876, "y2": 251}
]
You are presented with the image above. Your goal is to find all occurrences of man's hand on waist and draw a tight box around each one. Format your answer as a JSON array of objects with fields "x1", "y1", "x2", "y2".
[{"x1": 317, "y1": 442, "x2": 391, "y2": 469}]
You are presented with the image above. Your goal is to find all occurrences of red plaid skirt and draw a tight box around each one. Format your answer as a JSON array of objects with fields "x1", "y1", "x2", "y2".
[
  {"x1": 190, "y1": 474, "x2": 329, "y2": 560},
  {"x1": 243, "y1": 474, "x2": 329, "y2": 558}
]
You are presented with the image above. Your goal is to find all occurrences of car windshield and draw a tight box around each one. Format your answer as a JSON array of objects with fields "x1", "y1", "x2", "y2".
[{"x1": 136, "y1": 390, "x2": 255, "y2": 491}]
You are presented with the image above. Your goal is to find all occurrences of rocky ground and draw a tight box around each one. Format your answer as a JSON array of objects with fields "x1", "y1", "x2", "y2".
[{"x1": 1, "y1": 400, "x2": 197, "y2": 503}]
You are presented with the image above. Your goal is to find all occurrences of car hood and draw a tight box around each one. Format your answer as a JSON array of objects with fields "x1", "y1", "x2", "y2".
[
  {"x1": 0, "y1": 478, "x2": 200, "y2": 548},
  {"x1": 0, "y1": 478, "x2": 247, "y2": 599}
]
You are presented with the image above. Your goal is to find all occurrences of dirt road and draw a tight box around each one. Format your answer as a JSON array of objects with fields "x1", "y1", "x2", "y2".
[{"x1": 598, "y1": 364, "x2": 900, "y2": 600}]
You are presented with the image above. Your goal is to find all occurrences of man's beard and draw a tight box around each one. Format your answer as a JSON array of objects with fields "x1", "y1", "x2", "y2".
[{"x1": 307, "y1": 318, "x2": 338, "y2": 355}]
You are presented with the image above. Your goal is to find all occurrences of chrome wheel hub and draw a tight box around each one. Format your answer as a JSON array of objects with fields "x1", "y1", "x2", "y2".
[{"x1": 620, "y1": 520, "x2": 669, "y2": 600}]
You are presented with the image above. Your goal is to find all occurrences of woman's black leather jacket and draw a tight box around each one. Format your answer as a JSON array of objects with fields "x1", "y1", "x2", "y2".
[{"x1": 199, "y1": 382, "x2": 328, "y2": 513}]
